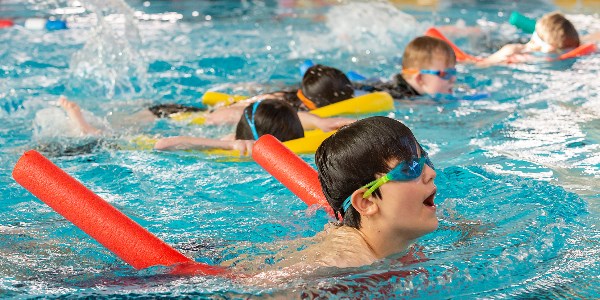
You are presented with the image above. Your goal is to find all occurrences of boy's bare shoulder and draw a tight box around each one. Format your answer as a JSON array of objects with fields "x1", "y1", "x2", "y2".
[{"x1": 280, "y1": 224, "x2": 377, "y2": 269}]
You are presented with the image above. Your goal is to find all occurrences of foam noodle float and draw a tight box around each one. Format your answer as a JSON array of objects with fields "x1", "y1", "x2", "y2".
[
  {"x1": 558, "y1": 43, "x2": 597, "y2": 60},
  {"x1": 425, "y1": 27, "x2": 481, "y2": 62},
  {"x1": 199, "y1": 91, "x2": 394, "y2": 117},
  {"x1": 172, "y1": 92, "x2": 393, "y2": 125},
  {"x1": 509, "y1": 11, "x2": 536, "y2": 34},
  {"x1": 131, "y1": 129, "x2": 334, "y2": 156},
  {"x1": 168, "y1": 111, "x2": 207, "y2": 125},
  {"x1": 425, "y1": 27, "x2": 597, "y2": 62},
  {"x1": 12, "y1": 150, "x2": 228, "y2": 276},
  {"x1": 0, "y1": 19, "x2": 14, "y2": 28},
  {"x1": 204, "y1": 129, "x2": 336, "y2": 156},
  {"x1": 309, "y1": 92, "x2": 393, "y2": 117},
  {"x1": 202, "y1": 91, "x2": 248, "y2": 106},
  {"x1": 252, "y1": 134, "x2": 334, "y2": 217}
]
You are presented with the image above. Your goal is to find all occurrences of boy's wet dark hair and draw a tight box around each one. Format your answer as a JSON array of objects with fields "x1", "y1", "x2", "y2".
[
  {"x1": 300, "y1": 64, "x2": 354, "y2": 108},
  {"x1": 235, "y1": 99, "x2": 304, "y2": 142},
  {"x1": 315, "y1": 116, "x2": 421, "y2": 228}
]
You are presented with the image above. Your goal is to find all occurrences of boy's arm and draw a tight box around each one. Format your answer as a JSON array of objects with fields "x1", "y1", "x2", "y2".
[
  {"x1": 298, "y1": 112, "x2": 356, "y2": 132},
  {"x1": 476, "y1": 43, "x2": 527, "y2": 66},
  {"x1": 154, "y1": 136, "x2": 254, "y2": 155},
  {"x1": 582, "y1": 31, "x2": 600, "y2": 44}
]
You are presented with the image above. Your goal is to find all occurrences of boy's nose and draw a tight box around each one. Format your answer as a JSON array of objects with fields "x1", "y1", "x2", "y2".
[{"x1": 423, "y1": 165, "x2": 436, "y2": 183}]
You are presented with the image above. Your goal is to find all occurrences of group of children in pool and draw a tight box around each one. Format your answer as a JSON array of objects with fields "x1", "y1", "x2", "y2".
[{"x1": 55, "y1": 11, "x2": 595, "y2": 275}]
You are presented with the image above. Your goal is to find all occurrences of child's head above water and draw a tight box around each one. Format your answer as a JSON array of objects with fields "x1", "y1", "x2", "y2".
[
  {"x1": 235, "y1": 99, "x2": 304, "y2": 142},
  {"x1": 528, "y1": 12, "x2": 580, "y2": 52},
  {"x1": 315, "y1": 116, "x2": 438, "y2": 239},
  {"x1": 299, "y1": 64, "x2": 354, "y2": 108},
  {"x1": 401, "y1": 36, "x2": 457, "y2": 95}
]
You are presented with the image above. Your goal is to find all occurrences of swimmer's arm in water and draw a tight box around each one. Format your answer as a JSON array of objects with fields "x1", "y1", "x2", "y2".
[
  {"x1": 154, "y1": 136, "x2": 254, "y2": 155},
  {"x1": 58, "y1": 96, "x2": 103, "y2": 136},
  {"x1": 475, "y1": 43, "x2": 528, "y2": 66},
  {"x1": 582, "y1": 31, "x2": 600, "y2": 44},
  {"x1": 298, "y1": 112, "x2": 356, "y2": 132}
]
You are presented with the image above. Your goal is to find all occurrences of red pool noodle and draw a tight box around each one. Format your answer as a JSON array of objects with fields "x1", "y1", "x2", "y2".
[
  {"x1": 425, "y1": 27, "x2": 480, "y2": 62},
  {"x1": 252, "y1": 135, "x2": 334, "y2": 217},
  {"x1": 558, "y1": 43, "x2": 597, "y2": 60},
  {"x1": 12, "y1": 150, "x2": 226, "y2": 276},
  {"x1": 0, "y1": 19, "x2": 14, "y2": 28}
]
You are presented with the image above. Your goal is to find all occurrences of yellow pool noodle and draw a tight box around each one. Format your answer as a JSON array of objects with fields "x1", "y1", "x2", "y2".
[
  {"x1": 309, "y1": 92, "x2": 394, "y2": 117},
  {"x1": 129, "y1": 129, "x2": 333, "y2": 156},
  {"x1": 201, "y1": 91, "x2": 248, "y2": 106},
  {"x1": 200, "y1": 91, "x2": 394, "y2": 117}
]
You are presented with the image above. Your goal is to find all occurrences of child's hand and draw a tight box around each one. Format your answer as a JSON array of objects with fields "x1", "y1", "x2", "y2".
[
  {"x1": 315, "y1": 117, "x2": 356, "y2": 132},
  {"x1": 231, "y1": 140, "x2": 254, "y2": 156},
  {"x1": 57, "y1": 96, "x2": 81, "y2": 113}
]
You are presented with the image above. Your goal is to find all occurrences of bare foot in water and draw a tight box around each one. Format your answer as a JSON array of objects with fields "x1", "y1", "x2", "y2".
[{"x1": 57, "y1": 96, "x2": 102, "y2": 135}]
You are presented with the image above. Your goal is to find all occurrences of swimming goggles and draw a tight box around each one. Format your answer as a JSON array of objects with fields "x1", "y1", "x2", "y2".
[
  {"x1": 244, "y1": 100, "x2": 262, "y2": 140},
  {"x1": 402, "y1": 68, "x2": 457, "y2": 80},
  {"x1": 531, "y1": 31, "x2": 553, "y2": 50},
  {"x1": 296, "y1": 89, "x2": 318, "y2": 110},
  {"x1": 341, "y1": 154, "x2": 435, "y2": 213}
]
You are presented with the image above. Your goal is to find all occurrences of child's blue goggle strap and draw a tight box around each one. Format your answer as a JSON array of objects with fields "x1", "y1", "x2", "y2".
[
  {"x1": 419, "y1": 68, "x2": 457, "y2": 80},
  {"x1": 341, "y1": 155, "x2": 435, "y2": 213},
  {"x1": 244, "y1": 100, "x2": 262, "y2": 140}
]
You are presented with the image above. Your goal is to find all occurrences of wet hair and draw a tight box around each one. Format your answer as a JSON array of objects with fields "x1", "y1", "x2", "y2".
[
  {"x1": 536, "y1": 12, "x2": 580, "y2": 50},
  {"x1": 300, "y1": 64, "x2": 354, "y2": 108},
  {"x1": 315, "y1": 116, "x2": 421, "y2": 228},
  {"x1": 235, "y1": 99, "x2": 304, "y2": 142},
  {"x1": 402, "y1": 36, "x2": 456, "y2": 75}
]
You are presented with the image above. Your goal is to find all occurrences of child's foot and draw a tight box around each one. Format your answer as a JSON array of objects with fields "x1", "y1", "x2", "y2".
[{"x1": 57, "y1": 96, "x2": 102, "y2": 135}]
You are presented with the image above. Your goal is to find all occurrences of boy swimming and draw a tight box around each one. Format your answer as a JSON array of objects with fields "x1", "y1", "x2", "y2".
[
  {"x1": 57, "y1": 97, "x2": 304, "y2": 155},
  {"x1": 476, "y1": 12, "x2": 580, "y2": 66},
  {"x1": 354, "y1": 36, "x2": 457, "y2": 99},
  {"x1": 154, "y1": 99, "x2": 304, "y2": 155},
  {"x1": 200, "y1": 64, "x2": 356, "y2": 132},
  {"x1": 265, "y1": 116, "x2": 437, "y2": 273}
]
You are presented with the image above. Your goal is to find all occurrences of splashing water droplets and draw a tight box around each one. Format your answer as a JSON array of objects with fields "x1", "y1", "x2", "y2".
[{"x1": 68, "y1": 0, "x2": 148, "y2": 99}]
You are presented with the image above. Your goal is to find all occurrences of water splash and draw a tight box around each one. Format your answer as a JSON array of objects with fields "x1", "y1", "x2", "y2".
[
  {"x1": 290, "y1": 1, "x2": 428, "y2": 58},
  {"x1": 67, "y1": 0, "x2": 148, "y2": 99}
]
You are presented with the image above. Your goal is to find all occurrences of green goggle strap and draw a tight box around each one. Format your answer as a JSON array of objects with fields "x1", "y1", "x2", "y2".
[{"x1": 362, "y1": 174, "x2": 391, "y2": 199}]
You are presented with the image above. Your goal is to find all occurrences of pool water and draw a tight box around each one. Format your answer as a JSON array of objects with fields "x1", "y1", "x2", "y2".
[{"x1": 1, "y1": 0, "x2": 599, "y2": 298}]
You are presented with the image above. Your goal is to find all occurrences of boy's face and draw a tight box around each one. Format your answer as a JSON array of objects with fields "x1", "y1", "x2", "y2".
[
  {"x1": 417, "y1": 54, "x2": 456, "y2": 95},
  {"x1": 526, "y1": 26, "x2": 556, "y2": 53},
  {"x1": 375, "y1": 156, "x2": 438, "y2": 240}
]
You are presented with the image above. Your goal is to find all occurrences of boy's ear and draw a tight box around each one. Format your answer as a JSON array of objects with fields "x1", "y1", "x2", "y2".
[
  {"x1": 350, "y1": 189, "x2": 379, "y2": 216},
  {"x1": 414, "y1": 73, "x2": 425, "y2": 87}
]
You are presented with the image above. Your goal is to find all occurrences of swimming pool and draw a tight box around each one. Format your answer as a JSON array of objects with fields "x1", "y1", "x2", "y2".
[{"x1": 1, "y1": 0, "x2": 599, "y2": 298}]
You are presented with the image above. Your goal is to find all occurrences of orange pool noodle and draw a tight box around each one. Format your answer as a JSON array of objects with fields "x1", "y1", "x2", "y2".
[
  {"x1": 558, "y1": 43, "x2": 597, "y2": 60},
  {"x1": 425, "y1": 27, "x2": 480, "y2": 62},
  {"x1": 252, "y1": 135, "x2": 334, "y2": 217},
  {"x1": 12, "y1": 150, "x2": 226, "y2": 275}
]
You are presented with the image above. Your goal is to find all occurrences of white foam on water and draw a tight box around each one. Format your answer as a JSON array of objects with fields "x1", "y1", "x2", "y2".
[
  {"x1": 290, "y1": 1, "x2": 429, "y2": 58},
  {"x1": 33, "y1": 106, "x2": 108, "y2": 138}
]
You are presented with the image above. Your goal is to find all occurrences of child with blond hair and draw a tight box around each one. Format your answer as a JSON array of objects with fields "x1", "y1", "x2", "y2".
[
  {"x1": 355, "y1": 36, "x2": 457, "y2": 99},
  {"x1": 476, "y1": 12, "x2": 580, "y2": 66}
]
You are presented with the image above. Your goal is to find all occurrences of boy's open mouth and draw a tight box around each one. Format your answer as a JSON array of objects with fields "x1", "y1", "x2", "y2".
[{"x1": 423, "y1": 189, "x2": 436, "y2": 207}]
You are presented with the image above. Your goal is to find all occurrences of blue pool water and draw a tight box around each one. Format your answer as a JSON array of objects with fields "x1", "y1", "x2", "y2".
[{"x1": 1, "y1": 0, "x2": 599, "y2": 298}]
